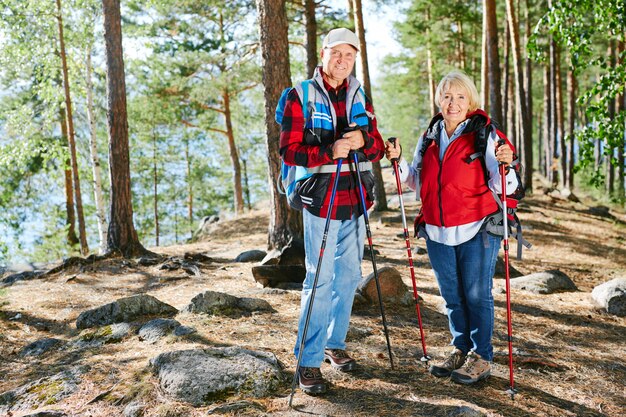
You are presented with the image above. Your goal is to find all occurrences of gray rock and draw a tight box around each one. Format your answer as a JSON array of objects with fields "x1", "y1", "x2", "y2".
[
  {"x1": 174, "y1": 325, "x2": 197, "y2": 337},
  {"x1": 448, "y1": 406, "x2": 486, "y2": 417},
  {"x1": 0, "y1": 367, "x2": 83, "y2": 413},
  {"x1": 510, "y1": 270, "x2": 578, "y2": 294},
  {"x1": 206, "y1": 400, "x2": 265, "y2": 414},
  {"x1": 2, "y1": 271, "x2": 40, "y2": 286},
  {"x1": 75, "y1": 322, "x2": 133, "y2": 347},
  {"x1": 19, "y1": 338, "x2": 64, "y2": 357},
  {"x1": 184, "y1": 290, "x2": 275, "y2": 316},
  {"x1": 346, "y1": 326, "x2": 373, "y2": 341},
  {"x1": 123, "y1": 401, "x2": 145, "y2": 417},
  {"x1": 235, "y1": 250, "x2": 267, "y2": 263},
  {"x1": 22, "y1": 412, "x2": 67, "y2": 417},
  {"x1": 150, "y1": 347, "x2": 284, "y2": 406},
  {"x1": 592, "y1": 278, "x2": 626, "y2": 316},
  {"x1": 76, "y1": 294, "x2": 178, "y2": 329},
  {"x1": 138, "y1": 319, "x2": 182, "y2": 343}
]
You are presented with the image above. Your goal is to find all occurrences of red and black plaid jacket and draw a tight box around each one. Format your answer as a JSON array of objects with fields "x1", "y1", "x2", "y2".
[{"x1": 279, "y1": 76, "x2": 384, "y2": 220}]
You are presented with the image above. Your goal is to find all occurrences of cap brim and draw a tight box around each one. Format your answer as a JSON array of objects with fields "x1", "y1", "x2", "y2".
[{"x1": 324, "y1": 41, "x2": 360, "y2": 52}]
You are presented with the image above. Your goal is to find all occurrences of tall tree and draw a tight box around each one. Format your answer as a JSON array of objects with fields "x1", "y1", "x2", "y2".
[
  {"x1": 303, "y1": 0, "x2": 318, "y2": 78},
  {"x1": 352, "y1": 0, "x2": 387, "y2": 211},
  {"x1": 56, "y1": 0, "x2": 89, "y2": 255},
  {"x1": 256, "y1": 0, "x2": 303, "y2": 249},
  {"x1": 482, "y1": 0, "x2": 502, "y2": 124},
  {"x1": 566, "y1": 64, "x2": 577, "y2": 190},
  {"x1": 102, "y1": 0, "x2": 146, "y2": 257},
  {"x1": 85, "y1": 43, "x2": 108, "y2": 254},
  {"x1": 505, "y1": 0, "x2": 532, "y2": 193}
]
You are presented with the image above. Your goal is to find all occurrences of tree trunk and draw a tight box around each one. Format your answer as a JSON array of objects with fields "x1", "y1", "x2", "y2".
[
  {"x1": 616, "y1": 39, "x2": 625, "y2": 204},
  {"x1": 505, "y1": 0, "x2": 532, "y2": 192},
  {"x1": 57, "y1": 0, "x2": 89, "y2": 255},
  {"x1": 484, "y1": 0, "x2": 503, "y2": 124},
  {"x1": 152, "y1": 128, "x2": 159, "y2": 246},
  {"x1": 543, "y1": 65, "x2": 552, "y2": 179},
  {"x1": 458, "y1": 20, "x2": 466, "y2": 69},
  {"x1": 60, "y1": 107, "x2": 79, "y2": 247},
  {"x1": 502, "y1": 23, "x2": 510, "y2": 135},
  {"x1": 352, "y1": 0, "x2": 387, "y2": 211},
  {"x1": 607, "y1": 40, "x2": 616, "y2": 195},
  {"x1": 222, "y1": 88, "x2": 245, "y2": 214},
  {"x1": 256, "y1": 0, "x2": 303, "y2": 250},
  {"x1": 481, "y1": 2, "x2": 489, "y2": 110},
  {"x1": 522, "y1": 0, "x2": 533, "y2": 190},
  {"x1": 549, "y1": 33, "x2": 559, "y2": 186},
  {"x1": 303, "y1": 0, "x2": 317, "y2": 79},
  {"x1": 426, "y1": 8, "x2": 436, "y2": 117},
  {"x1": 567, "y1": 67, "x2": 576, "y2": 190},
  {"x1": 556, "y1": 47, "x2": 566, "y2": 188},
  {"x1": 86, "y1": 45, "x2": 108, "y2": 254},
  {"x1": 185, "y1": 139, "x2": 193, "y2": 239},
  {"x1": 102, "y1": 0, "x2": 147, "y2": 257}
]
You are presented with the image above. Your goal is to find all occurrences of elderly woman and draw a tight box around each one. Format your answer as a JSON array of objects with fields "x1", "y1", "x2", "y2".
[{"x1": 385, "y1": 70, "x2": 518, "y2": 385}]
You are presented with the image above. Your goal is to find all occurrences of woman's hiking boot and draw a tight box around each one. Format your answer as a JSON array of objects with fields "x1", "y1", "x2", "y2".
[
  {"x1": 429, "y1": 348, "x2": 467, "y2": 378},
  {"x1": 324, "y1": 348, "x2": 356, "y2": 372},
  {"x1": 298, "y1": 367, "x2": 327, "y2": 395},
  {"x1": 451, "y1": 351, "x2": 491, "y2": 384}
]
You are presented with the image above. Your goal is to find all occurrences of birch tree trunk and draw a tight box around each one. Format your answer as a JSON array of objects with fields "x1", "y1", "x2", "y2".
[{"x1": 86, "y1": 46, "x2": 108, "y2": 254}]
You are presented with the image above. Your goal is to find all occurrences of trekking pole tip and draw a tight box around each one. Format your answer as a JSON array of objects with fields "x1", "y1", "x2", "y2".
[
  {"x1": 420, "y1": 355, "x2": 431, "y2": 363},
  {"x1": 505, "y1": 387, "x2": 517, "y2": 400}
]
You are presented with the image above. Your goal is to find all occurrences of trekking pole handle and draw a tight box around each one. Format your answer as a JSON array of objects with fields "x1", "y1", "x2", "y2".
[{"x1": 388, "y1": 137, "x2": 400, "y2": 163}]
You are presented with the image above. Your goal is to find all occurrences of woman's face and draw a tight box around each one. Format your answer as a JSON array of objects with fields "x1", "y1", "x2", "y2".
[{"x1": 440, "y1": 84, "x2": 470, "y2": 128}]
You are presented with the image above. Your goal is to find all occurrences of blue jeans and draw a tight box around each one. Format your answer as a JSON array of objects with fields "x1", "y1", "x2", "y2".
[
  {"x1": 294, "y1": 209, "x2": 365, "y2": 368},
  {"x1": 426, "y1": 232, "x2": 500, "y2": 361}
]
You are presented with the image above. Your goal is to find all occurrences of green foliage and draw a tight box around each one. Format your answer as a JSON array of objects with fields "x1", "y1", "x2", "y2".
[{"x1": 530, "y1": 0, "x2": 626, "y2": 191}]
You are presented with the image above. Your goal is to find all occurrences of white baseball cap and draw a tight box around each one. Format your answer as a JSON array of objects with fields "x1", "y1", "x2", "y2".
[{"x1": 322, "y1": 28, "x2": 360, "y2": 52}]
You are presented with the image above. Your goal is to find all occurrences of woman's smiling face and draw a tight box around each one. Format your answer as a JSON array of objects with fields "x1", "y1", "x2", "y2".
[{"x1": 440, "y1": 84, "x2": 470, "y2": 129}]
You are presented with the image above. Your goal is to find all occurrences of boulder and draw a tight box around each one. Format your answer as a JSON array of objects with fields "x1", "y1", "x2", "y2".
[
  {"x1": 357, "y1": 267, "x2": 413, "y2": 305},
  {"x1": 0, "y1": 367, "x2": 84, "y2": 413},
  {"x1": 76, "y1": 294, "x2": 177, "y2": 329},
  {"x1": 235, "y1": 250, "x2": 267, "y2": 263},
  {"x1": 592, "y1": 278, "x2": 626, "y2": 316},
  {"x1": 150, "y1": 347, "x2": 284, "y2": 406},
  {"x1": 509, "y1": 270, "x2": 577, "y2": 294},
  {"x1": 19, "y1": 338, "x2": 64, "y2": 357},
  {"x1": 138, "y1": 319, "x2": 183, "y2": 343},
  {"x1": 183, "y1": 291, "x2": 275, "y2": 316},
  {"x1": 75, "y1": 323, "x2": 133, "y2": 347}
]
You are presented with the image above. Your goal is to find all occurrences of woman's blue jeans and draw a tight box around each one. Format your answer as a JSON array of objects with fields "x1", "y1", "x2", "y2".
[
  {"x1": 426, "y1": 232, "x2": 501, "y2": 361},
  {"x1": 294, "y1": 209, "x2": 365, "y2": 368}
]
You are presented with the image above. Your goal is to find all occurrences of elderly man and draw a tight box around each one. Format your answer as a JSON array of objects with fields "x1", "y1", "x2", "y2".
[{"x1": 280, "y1": 27, "x2": 385, "y2": 395}]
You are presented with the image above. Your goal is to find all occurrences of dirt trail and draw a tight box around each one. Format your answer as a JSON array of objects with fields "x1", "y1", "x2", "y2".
[{"x1": 1, "y1": 171, "x2": 625, "y2": 416}]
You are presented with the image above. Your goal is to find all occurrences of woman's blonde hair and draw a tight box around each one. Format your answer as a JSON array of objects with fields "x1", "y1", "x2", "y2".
[{"x1": 434, "y1": 70, "x2": 480, "y2": 112}]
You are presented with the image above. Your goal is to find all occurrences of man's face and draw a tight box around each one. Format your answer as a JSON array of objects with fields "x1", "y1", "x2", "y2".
[{"x1": 321, "y1": 43, "x2": 357, "y2": 86}]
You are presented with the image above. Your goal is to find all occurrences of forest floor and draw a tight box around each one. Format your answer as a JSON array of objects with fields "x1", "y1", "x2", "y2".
[{"x1": 0, "y1": 170, "x2": 625, "y2": 417}]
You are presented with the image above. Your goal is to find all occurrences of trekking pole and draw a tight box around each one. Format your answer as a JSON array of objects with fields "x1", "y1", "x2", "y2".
[
  {"x1": 498, "y1": 139, "x2": 517, "y2": 399},
  {"x1": 388, "y1": 137, "x2": 430, "y2": 364},
  {"x1": 289, "y1": 159, "x2": 344, "y2": 408},
  {"x1": 350, "y1": 150, "x2": 394, "y2": 370}
]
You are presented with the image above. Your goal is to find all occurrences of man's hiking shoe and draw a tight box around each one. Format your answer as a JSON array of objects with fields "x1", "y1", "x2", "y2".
[
  {"x1": 298, "y1": 367, "x2": 327, "y2": 395},
  {"x1": 429, "y1": 348, "x2": 467, "y2": 378},
  {"x1": 451, "y1": 351, "x2": 491, "y2": 384},
  {"x1": 324, "y1": 349, "x2": 356, "y2": 372}
]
